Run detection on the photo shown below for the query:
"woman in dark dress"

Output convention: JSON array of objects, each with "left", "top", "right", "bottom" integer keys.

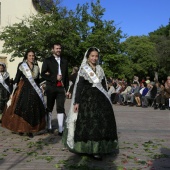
[
  {"left": 63, "top": 47, "right": 118, "bottom": 159},
  {"left": 0, "top": 63, "right": 10, "bottom": 122},
  {"left": 1, "top": 50, "right": 46, "bottom": 138}
]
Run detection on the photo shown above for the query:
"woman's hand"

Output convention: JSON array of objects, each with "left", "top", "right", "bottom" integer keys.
[{"left": 74, "top": 104, "right": 79, "bottom": 113}]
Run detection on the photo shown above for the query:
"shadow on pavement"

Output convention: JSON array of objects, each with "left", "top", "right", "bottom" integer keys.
[
  {"left": 150, "top": 147, "right": 170, "bottom": 170},
  {"left": 57, "top": 152, "right": 119, "bottom": 170}
]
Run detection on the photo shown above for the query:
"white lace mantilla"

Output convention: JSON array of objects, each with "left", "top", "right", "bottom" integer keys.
[{"left": 79, "top": 64, "right": 105, "bottom": 83}]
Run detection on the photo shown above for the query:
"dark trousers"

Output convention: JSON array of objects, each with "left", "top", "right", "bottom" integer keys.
[
  {"left": 46, "top": 85, "right": 66, "bottom": 113},
  {"left": 156, "top": 95, "right": 165, "bottom": 105}
]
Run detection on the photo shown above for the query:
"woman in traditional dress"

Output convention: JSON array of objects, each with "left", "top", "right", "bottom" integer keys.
[
  {"left": 1, "top": 50, "right": 46, "bottom": 138},
  {"left": 63, "top": 47, "right": 118, "bottom": 159},
  {"left": 0, "top": 63, "right": 11, "bottom": 122}
]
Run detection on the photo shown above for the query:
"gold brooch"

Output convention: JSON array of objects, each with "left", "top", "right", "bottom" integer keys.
[{"left": 90, "top": 72, "right": 94, "bottom": 76}]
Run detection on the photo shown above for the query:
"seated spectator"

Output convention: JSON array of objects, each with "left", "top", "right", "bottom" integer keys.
[
  {"left": 135, "top": 82, "right": 148, "bottom": 107},
  {"left": 116, "top": 83, "right": 126, "bottom": 104},
  {"left": 112, "top": 82, "right": 122, "bottom": 104},
  {"left": 119, "top": 82, "right": 132, "bottom": 105},
  {"left": 124, "top": 82, "right": 140, "bottom": 106},
  {"left": 141, "top": 82, "right": 156, "bottom": 108}
]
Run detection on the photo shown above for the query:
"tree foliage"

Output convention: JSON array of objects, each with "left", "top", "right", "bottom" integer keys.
[
  {"left": 122, "top": 36, "right": 157, "bottom": 79},
  {"left": 0, "top": 0, "right": 125, "bottom": 77},
  {"left": 0, "top": 0, "right": 169, "bottom": 80},
  {"left": 149, "top": 21, "right": 170, "bottom": 78}
]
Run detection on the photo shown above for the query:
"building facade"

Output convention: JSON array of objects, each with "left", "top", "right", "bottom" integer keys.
[{"left": 0, "top": 0, "right": 51, "bottom": 78}]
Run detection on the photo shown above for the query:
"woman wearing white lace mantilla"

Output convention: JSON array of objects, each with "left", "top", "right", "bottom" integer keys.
[
  {"left": 63, "top": 47, "right": 118, "bottom": 159},
  {"left": 1, "top": 50, "right": 46, "bottom": 138}
]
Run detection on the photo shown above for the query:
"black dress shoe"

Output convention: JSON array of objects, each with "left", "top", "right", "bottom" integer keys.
[
  {"left": 160, "top": 105, "right": 165, "bottom": 110},
  {"left": 58, "top": 132, "right": 63, "bottom": 136},
  {"left": 27, "top": 133, "right": 34, "bottom": 138},
  {"left": 154, "top": 105, "right": 158, "bottom": 110},
  {"left": 47, "top": 129, "right": 53, "bottom": 134}
]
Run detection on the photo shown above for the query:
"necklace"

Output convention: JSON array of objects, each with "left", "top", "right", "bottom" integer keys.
[{"left": 88, "top": 62, "right": 96, "bottom": 72}]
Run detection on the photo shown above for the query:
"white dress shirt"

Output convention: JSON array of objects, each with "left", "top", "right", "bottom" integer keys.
[{"left": 54, "top": 55, "right": 62, "bottom": 75}]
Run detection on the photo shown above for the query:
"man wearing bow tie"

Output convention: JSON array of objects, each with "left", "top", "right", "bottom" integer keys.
[{"left": 41, "top": 43, "right": 69, "bottom": 135}]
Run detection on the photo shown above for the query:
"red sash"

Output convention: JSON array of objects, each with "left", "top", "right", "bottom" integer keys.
[{"left": 56, "top": 81, "right": 62, "bottom": 87}]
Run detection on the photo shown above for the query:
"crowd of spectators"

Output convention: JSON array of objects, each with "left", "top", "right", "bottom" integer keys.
[{"left": 107, "top": 76, "right": 170, "bottom": 110}]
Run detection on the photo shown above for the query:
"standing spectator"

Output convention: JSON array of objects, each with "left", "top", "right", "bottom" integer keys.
[
  {"left": 63, "top": 47, "right": 118, "bottom": 160},
  {"left": 145, "top": 76, "right": 151, "bottom": 84},
  {"left": 41, "top": 43, "right": 69, "bottom": 135},
  {"left": 133, "top": 76, "right": 140, "bottom": 86},
  {"left": 0, "top": 63, "right": 11, "bottom": 122},
  {"left": 154, "top": 84, "right": 166, "bottom": 110},
  {"left": 1, "top": 50, "right": 46, "bottom": 138},
  {"left": 108, "top": 81, "right": 116, "bottom": 97}
]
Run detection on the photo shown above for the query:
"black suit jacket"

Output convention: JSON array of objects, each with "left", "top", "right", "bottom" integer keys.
[{"left": 41, "top": 55, "right": 69, "bottom": 91}]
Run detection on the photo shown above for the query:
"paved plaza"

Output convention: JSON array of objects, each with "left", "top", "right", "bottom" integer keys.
[{"left": 0, "top": 99, "right": 170, "bottom": 170}]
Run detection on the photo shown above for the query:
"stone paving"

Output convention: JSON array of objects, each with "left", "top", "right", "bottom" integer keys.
[{"left": 0, "top": 99, "right": 170, "bottom": 170}]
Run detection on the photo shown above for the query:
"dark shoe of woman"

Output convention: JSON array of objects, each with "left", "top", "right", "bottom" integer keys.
[
  {"left": 93, "top": 154, "right": 102, "bottom": 161},
  {"left": 27, "top": 133, "right": 34, "bottom": 138},
  {"left": 19, "top": 132, "right": 24, "bottom": 136},
  {"left": 47, "top": 129, "right": 53, "bottom": 134}
]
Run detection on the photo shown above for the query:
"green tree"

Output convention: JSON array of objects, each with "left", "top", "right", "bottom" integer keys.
[
  {"left": 149, "top": 21, "right": 170, "bottom": 78},
  {"left": 122, "top": 36, "right": 157, "bottom": 79},
  {"left": 0, "top": 0, "right": 125, "bottom": 77}
]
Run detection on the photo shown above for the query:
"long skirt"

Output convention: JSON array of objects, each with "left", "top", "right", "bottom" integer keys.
[
  {"left": 63, "top": 86, "right": 118, "bottom": 154},
  {"left": 1, "top": 80, "right": 46, "bottom": 133}
]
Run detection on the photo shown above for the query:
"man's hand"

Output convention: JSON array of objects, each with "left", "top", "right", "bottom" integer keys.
[
  {"left": 57, "top": 75, "right": 62, "bottom": 81},
  {"left": 74, "top": 104, "right": 79, "bottom": 113}
]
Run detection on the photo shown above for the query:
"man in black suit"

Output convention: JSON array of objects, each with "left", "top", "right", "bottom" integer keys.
[{"left": 41, "top": 43, "right": 69, "bottom": 135}]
